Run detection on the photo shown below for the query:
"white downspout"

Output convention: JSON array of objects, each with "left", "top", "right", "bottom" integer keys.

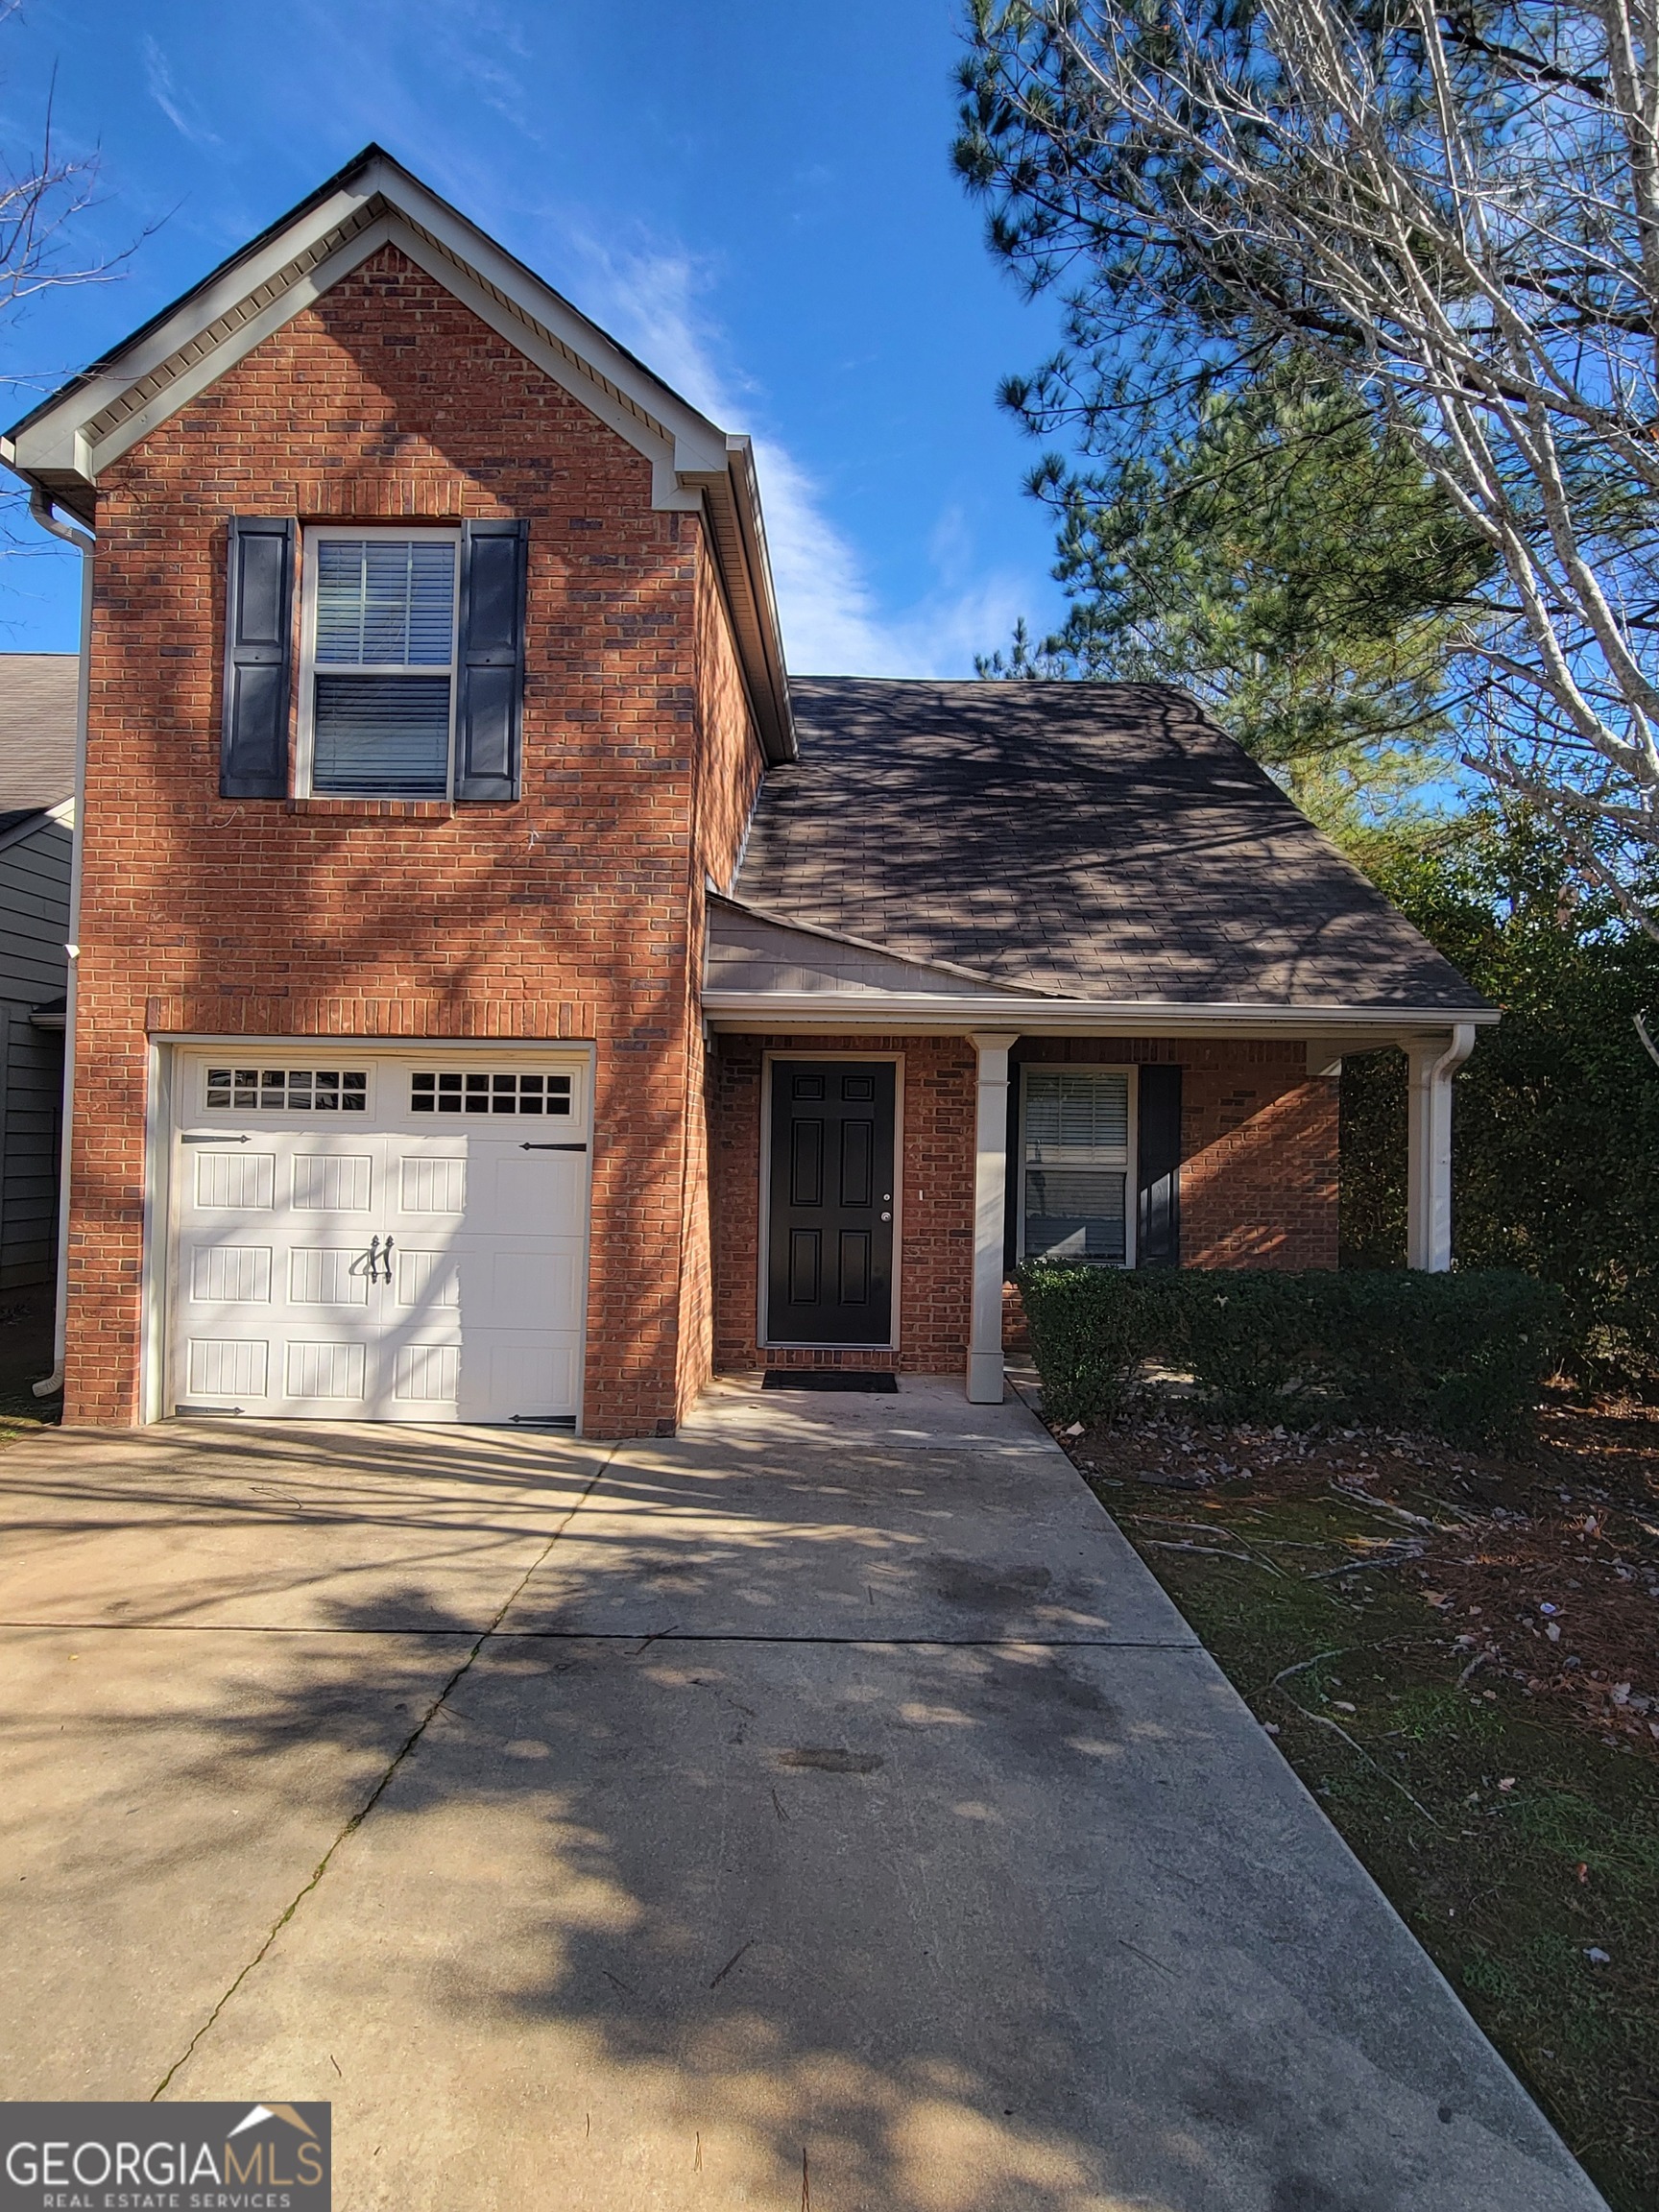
[
  {"left": 28, "top": 488, "right": 92, "bottom": 1397},
  {"left": 1405, "top": 1022, "right": 1476, "bottom": 1272},
  {"left": 967, "top": 1031, "right": 1019, "bottom": 1402}
]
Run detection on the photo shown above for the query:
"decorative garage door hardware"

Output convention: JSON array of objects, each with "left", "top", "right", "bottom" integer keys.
[
  {"left": 205, "top": 1068, "right": 368, "bottom": 1111},
  {"left": 520, "top": 1142, "right": 587, "bottom": 1152},
  {"left": 173, "top": 1113, "right": 588, "bottom": 1422},
  {"left": 411, "top": 1070, "right": 572, "bottom": 1115}
]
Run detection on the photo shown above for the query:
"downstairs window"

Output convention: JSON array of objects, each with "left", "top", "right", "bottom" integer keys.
[{"left": 1019, "top": 1068, "right": 1134, "bottom": 1265}]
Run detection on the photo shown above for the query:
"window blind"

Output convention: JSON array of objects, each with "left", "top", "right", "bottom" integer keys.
[
  {"left": 309, "top": 538, "right": 457, "bottom": 796},
  {"left": 1022, "top": 1070, "right": 1131, "bottom": 1265},
  {"left": 315, "top": 541, "right": 456, "bottom": 665}
]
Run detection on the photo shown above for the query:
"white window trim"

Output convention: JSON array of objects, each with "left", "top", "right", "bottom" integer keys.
[
  {"left": 295, "top": 524, "right": 462, "bottom": 800},
  {"left": 1016, "top": 1062, "right": 1140, "bottom": 1269}
]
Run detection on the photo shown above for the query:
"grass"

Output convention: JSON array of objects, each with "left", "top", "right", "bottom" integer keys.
[
  {"left": 0, "top": 1294, "right": 60, "bottom": 1446},
  {"left": 1058, "top": 1403, "right": 1659, "bottom": 2209},
  {"left": 0, "top": 1378, "right": 58, "bottom": 1442}
]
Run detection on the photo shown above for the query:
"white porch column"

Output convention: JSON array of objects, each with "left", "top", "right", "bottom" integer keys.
[
  {"left": 1406, "top": 1023, "right": 1476, "bottom": 1271},
  {"left": 967, "top": 1031, "right": 1020, "bottom": 1403}
]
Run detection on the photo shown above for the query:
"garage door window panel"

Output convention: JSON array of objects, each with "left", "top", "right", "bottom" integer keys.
[{"left": 204, "top": 1068, "right": 368, "bottom": 1113}]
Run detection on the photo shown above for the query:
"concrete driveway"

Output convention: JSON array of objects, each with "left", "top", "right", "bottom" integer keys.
[{"left": 0, "top": 1379, "right": 1605, "bottom": 2211}]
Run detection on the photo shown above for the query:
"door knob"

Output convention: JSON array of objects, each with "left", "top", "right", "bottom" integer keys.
[{"left": 879, "top": 1211, "right": 892, "bottom": 1222}]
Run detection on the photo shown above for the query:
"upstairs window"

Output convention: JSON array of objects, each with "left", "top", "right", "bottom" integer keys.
[
  {"left": 300, "top": 530, "right": 459, "bottom": 798},
  {"left": 1019, "top": 1069, "right": 1134, "bottom": 1266},
  {"left": 221, "top": 515, "right": 528, "bottom": 805}
]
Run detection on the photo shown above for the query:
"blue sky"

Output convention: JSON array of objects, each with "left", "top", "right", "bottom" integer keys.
[{"left": 0, "top": 0, "right": 1069, "bottom": 671}]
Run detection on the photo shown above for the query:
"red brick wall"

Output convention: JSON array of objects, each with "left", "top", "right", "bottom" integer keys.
[
  {"left": 674, "top": 555, "right": 766, "bottom": 1417},
  {"left": 1181, "top": 1047, "right": 1339, "bottom": 1270},
  {"left": 67, "top": 241, "right": 762, "bottom": 1433},
  {"left": 709, "top": 1034, "right": 977, "bottom": 1372},
  {"left": 1013, "top": 1036, "right": 1338, "bottom": 1271}
]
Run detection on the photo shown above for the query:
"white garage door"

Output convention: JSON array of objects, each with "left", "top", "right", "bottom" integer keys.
[{"left": 167, "top": 1050, "right": 589, "bottom": 1423}]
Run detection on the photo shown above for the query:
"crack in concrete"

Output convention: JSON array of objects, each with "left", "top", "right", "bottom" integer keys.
[
  {"left": 9, "top": 1622, "right": 1202, "bottom": 1648},
  {"left": 148, "top": 1447, "right": 617, "bottom": 2099}
]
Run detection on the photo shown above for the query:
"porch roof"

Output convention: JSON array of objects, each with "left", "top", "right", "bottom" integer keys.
[{"left": 726, "top": 678, "right": 1490, "bottom": 1017}]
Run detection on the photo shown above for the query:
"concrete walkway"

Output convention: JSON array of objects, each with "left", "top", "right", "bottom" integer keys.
[{"left": 0, "top": 1380, "right": 1604, "bottom": 2211}]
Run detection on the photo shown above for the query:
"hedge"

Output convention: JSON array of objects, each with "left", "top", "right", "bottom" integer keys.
[{"left": 1015, "top": 1263, "right": 1563, "bottom": 1445}]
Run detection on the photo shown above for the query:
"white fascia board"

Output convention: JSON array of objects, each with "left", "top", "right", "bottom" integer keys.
[
  {"left": 2, "top": 148, "right": 797, "bottom": 756},
  {"left": 89, "top": 213, "right": 698, "bottom": 502},
  {"left": 387, "top": 163, "right": 731, "bottom": 484},
  {"left": 8, "top": 155, "right": 731, "bottom": 502},
  {"left": 701, "top": 990, "right": 1501, "bottom": 1039},
  {"left": 8, "top": 179, "right": 381, "bottom": 477}
]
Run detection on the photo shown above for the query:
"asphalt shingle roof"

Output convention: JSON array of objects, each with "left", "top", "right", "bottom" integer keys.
[
  {"left": 0, "top": 655, "right": 76, "bottom": 812},
  {"left": 733, "top": 678, "right": 1487, "bottom": 1010}
]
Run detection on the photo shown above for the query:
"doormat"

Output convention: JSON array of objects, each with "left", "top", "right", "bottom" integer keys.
[{"left": 761, "top": 1370, "right": 900, "bottom": 1394}]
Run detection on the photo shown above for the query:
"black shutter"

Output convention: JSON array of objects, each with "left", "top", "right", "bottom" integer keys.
[
  {"left": 1137, "top": 1064, "right": 1183, "bottom": 1267},
  {"left": 221, "top": 517, "right": 296, "bottom": 797},
  {"left": 455, "top": 518, "right": 528, "bottom": 802}
]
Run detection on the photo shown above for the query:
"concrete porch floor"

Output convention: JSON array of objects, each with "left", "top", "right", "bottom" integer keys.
[{"left": 0, "top": 1377, "right": 1605, "bottom": 2210}]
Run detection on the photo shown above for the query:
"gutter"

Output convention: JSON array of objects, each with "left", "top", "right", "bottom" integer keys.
[
  {"left": 700, "top": 990, "right": 1501, "bottom": 1039},
  {"left": 678, "top": 440, "right": 796, "bottom": 765},
  {"left": 22, "top": 483, "right": 92, "bottom": 1400}
]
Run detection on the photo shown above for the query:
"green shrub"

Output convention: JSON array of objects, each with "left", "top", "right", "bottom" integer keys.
[
  {"left": 1015, "top": 1262, "right": 1176, "bottom": 1427},
  {"left": 1171, "top": 1272, "right": 1332, "bottom": 1424},
  {"left": 1338, "top": 817, "right": 1659, "bottom": 1399},
  {"left": 1015, "top": 1263, "right": 1562, "bottom": 1445}
]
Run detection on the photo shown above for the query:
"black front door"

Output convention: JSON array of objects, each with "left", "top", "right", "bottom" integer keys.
[{"left": 767, "top": 1060, "right": 896, "bottom": 1345}]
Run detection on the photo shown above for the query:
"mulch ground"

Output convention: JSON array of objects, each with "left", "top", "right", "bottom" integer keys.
[{"left": 1065, "top": 1393, "right": 1659, "bottom": 1757}]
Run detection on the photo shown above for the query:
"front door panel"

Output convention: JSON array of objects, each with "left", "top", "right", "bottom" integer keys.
[{"left": 766, "top": 1060, "right": 895, "bottom": 1345}]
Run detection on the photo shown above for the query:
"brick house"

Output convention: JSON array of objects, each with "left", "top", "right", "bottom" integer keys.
[{"left": 0, "top": 147, "right": 1493, "bottom": 1436}]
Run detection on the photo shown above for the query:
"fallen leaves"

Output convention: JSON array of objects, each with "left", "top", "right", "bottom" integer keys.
[{"left": 1060, "top": 1393, "right": 1659, "bottom": 1762}]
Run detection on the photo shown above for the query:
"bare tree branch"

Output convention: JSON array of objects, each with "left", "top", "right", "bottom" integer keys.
[{"left": 958, "top": 0, "right": 1659, "bottom": 924}]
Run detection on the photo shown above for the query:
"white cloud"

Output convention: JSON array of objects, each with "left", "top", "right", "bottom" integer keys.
[
  {"left": 142, "top": 39, "right": 222, "bottom": 149},
  {"left": 552, "top": 236, "right": 1031, "bottom": 678}
]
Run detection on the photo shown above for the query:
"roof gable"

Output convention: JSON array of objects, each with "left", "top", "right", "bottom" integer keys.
[{"left": 1, "top": 147, "right": 793, "bottom": 760}]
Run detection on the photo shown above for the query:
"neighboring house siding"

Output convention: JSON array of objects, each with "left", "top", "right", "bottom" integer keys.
[
  {"left": 65, "top": 241, "right": 751, "bottom": 1432},
  {"left": 710, "top": 1033, "right": 977, "bottom": 1375},
  {"left": 0, "top": 815, "right": 69, "bottom": 1286}
]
